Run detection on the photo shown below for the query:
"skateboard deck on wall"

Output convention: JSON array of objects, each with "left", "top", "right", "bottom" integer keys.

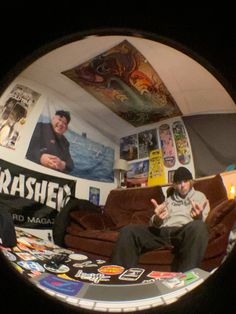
[
  {"left": 172, "top": 121, "right": 191, "bottom": 165},
  {"left": 159, "top": 123, "right": 176, "bottom": 168}
]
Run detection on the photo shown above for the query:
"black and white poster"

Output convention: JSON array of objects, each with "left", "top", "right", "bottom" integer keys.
[
  {"left": 0, "top": 84, "right": 41, "bottom": 149},
  {"left": 0, "top": 159, "right": 76, "bottom": 229}
]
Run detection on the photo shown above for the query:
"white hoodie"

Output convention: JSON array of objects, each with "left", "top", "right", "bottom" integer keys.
[{"left": 150, "top": 187, "right": 210, "bottom": 228}]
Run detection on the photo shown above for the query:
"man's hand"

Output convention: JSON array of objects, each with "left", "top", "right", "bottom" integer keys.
[
  {"left": 151, "top": 198, "right": 169, "bottom": 220},
  {"left": 40, "top": 154, "right": 66, "bottom": 171},
  {"left": 189, "top": 198, "right": 208, "bottom": 219}
]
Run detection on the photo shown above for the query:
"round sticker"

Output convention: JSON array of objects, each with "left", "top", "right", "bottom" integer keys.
[
  {"left": 44, "top": 264, "right": 70, "bottom": 274},
  {"left": 53, "top": 248, "right": 74, "bottom": 254},
  {"left": 98, "top": 265, "right": 125, "bottom": 275},
  {"left": 2, "top": 250, "right": 16, "bottom": 261},
  {"left": 17, "top": 261, "right": 45, "bottom": 272},
  {"left": 69, "top": 253, "right": 88, "bottom": 261}
]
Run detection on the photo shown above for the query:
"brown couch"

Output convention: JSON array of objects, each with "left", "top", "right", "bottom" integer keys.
[{"left": 54, "top": 174, "right": 236, "bottom": 272}]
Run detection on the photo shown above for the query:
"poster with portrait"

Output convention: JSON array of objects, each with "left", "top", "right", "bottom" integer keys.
[
  {"left": 0, "top": 84, "right": 40, "bottom": 149},
  {"left": 62, "top": 40, "right": 182, "bottom": 127},
  {"left": 120, "top": 134, "right": 138, "bottom": 161},
  {"left": 127, "top": 159, "right": 149, "bottom": 186},
  {"left": 25, "top": 101, "right": 114, "bottom": 182}
]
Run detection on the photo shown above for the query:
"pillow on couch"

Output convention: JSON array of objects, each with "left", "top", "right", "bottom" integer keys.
[
  {"left": 194, "top": 174, "right": 227, "bottom": 208},
  {"left": 205, "top": 199, "right": 235, "bottom": 229}
]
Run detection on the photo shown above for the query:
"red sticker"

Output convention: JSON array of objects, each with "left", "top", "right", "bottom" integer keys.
[{"left": 147, "top": 271, "right": 181, "bottom": 279}]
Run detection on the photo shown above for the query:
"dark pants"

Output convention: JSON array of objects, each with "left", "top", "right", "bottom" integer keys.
[
  {"left": 0, "top": 208, "right": 16, "bottom": 247},
  {"left": 111, "top": 220, "right": 209, "bottom": 272}
]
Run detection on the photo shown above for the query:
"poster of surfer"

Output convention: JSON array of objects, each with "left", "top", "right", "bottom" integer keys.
[{"left": 0, "top": 84, "right": 41, "bottom": 149}]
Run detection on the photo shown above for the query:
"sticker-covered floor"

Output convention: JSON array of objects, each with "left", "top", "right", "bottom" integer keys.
[{"left": 1, "top": 228, "right": 211, "bottom": 312}]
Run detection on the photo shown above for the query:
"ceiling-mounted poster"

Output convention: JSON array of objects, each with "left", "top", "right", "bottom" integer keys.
[{"left": 62, "top": 40, "right": 182, "bottom": 127}]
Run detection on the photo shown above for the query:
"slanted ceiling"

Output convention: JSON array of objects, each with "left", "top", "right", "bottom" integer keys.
[{"left": 20, "top": 35, "right": 236, "bottom": 141}]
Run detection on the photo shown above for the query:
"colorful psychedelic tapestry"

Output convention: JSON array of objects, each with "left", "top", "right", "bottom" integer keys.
[{"left": 62, "top": 40, "right": 182, "bottom": 127}]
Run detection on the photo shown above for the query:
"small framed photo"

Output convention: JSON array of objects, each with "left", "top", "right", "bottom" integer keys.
[
  {"left": 89, "top": 187, "right": 100, "bottom": 206},
  {"left": 168, "top": 170, "right": 175, "bottom": 184}
]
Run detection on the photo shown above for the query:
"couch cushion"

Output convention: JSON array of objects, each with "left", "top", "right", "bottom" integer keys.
[
  {"left": 66, "top": 221, "right": 85, "bottom": 234},
  {"left": 64, "top": 230, "right": 118, "bottom": 257},
  {"left": 70, "top": 229, "right": 118, "bottom": 242},
  {"left": 72, "top": 212, "right": 106, "bottom": 230},
  {"left": 69, "top": 211, "right": 116, "bottom": 230},
  {"left": 139, "top": 248, "right": 174, "bottom": 265},
  {"left": 65, "top": 234, "right": 115, "bottom": 257},
  {"left": 194, "top": 174, "right": 227, "bottom": 208},
  {"left": 104, "top": 186, "right": 165, "bottom": 227},
  {"left": 131, "top": 211, "right": 153, "bottom": 224}
]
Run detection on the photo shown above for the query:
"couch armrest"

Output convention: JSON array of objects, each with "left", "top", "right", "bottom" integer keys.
[
  {"left": 205, "top": 199, "right": 236, "bottom": 229},
  {"left": 208, "top": 223, "right": 228, "bottom": 242},
  {"left": 205, "top": 229, "right": 229, "bottom": 258}
]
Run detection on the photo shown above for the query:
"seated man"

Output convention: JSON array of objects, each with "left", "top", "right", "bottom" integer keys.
[{"left": 111, "top": 167, "right": 210, "bottom": 272}]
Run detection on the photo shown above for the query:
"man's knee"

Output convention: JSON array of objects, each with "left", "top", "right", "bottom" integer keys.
[
  {"left": 119, "top": 224, "right": 146, "bottom": 237},
  {"left": 186, "top": 220, "right": 208, "bottom": 238},
  {"left": 189, "top": 219, "right": 207, "bottom": 229}
]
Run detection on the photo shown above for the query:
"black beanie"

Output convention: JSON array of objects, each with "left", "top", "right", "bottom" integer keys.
[{"left": 173, "top": 167, "right": 193, "bottom": 183}]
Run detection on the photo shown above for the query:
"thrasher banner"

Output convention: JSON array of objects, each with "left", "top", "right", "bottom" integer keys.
[{"left": 0, "top": 159, "right": 76, "bottom": 229}]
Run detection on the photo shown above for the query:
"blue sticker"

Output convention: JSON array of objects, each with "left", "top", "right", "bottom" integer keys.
[
  {"left": 17, "top": 261, "right": 45, "bottom": 272},
  {"left": 39, "top": 275, "right": 84, "bottom": 296}
]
